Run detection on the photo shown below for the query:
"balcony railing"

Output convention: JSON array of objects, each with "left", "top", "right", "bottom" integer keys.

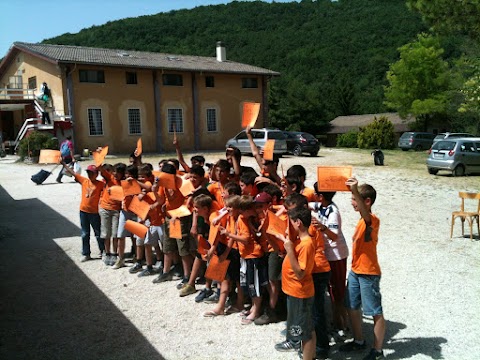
[{"left": 0, "top": 87, "right": 36, "bottom": 100}]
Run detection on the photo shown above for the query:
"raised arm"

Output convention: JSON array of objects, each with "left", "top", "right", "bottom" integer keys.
[
  {"left": 246, "top": 126, "right": 263, "bottom": 169},
  {"left": 346, "top": 177, "right": 371, "bottom": 225},
  {"left": 173, "top": 138, "right": 191, "bottom": 173}
]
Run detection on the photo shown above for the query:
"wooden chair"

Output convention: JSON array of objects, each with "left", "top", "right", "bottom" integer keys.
[{"left": 450, "top": 192, "right": 480, "bottom": 240}]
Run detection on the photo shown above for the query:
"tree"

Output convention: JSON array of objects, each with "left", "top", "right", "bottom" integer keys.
[
  {"left": 357, "top": 116, "right": 395, "bottom": 149},
  {"left": 384, "top": 33, "right": 451, "bottom": 129}
]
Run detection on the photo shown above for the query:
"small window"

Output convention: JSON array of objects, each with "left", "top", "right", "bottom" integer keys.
[
  {"left": 268, "top": 132, "right": 286, "bottom": 140},
  {"left": 461, "top": 142, "right": 475, "bottom": 152},
  {"left": 252, "top": 131, "right": 264, "bottom": 139},
  {"left": 167, "top": 108, "right": 184, "bottom": 133},
  {"left": 206, "top": 108, "right": 217, "bottom": 132},
  {"left": 206, "top": 76, "right": 215, "bottom": 88},
  {"left": 128, "top": 108, "right": 141, "bottom": 135},
  {"left": 236, "top": 131, "right": 247, "bottom": 140},
  {"left": 88, "top": 108, "right": 103, "bottom": 136},
  {"left": 475, "top": 143, "right": 480, "bottom": 153},
  {"left": 242, "top": 77, "right": 258, "bottom": 88},
  {"left": 163, "top": 74, "right": 183, "bottom": 86},
  {"left": 28, "top": 76, "right": 37, "bottom": 90},
  {"left": 80, "top": 70, "right": 105, "bottom": 83},
  {"left": 126, "top": 71, "right": 137, "bottom": 85}
]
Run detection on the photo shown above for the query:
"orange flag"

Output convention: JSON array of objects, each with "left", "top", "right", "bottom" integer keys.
[
  {"left": 316, "top": 166, "right": 352, "bottom": 192},
  {"left": 241, "top": 102, "right": 261, "bottom": 128},
  {"left": 92, "top": 146, "right": 108, "bottom": 167},
  {"left": 128, "top": 196, "right": 151, "bottom": 221},
  {"left": 39, "top": 149, "right": 61, "bottom": 164},
  {"left": 263, "top": 139, "right": 275, "bottom": 161},
  {"left": 124, "top": 220, "right": 148, "bottom": 239},
  {"left": 169, "top": 218, "right": 182, "bottom": 239},
  {"left": 205, "top": 255, "right": 230, "bottom": 282}
]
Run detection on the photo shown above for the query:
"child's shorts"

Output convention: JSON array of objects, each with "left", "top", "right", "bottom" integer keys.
[
  {"left": 328, "top": 258, "right": 347, "bottom": 303},
  {"left": 144, "top": 224, "right": 165, "bottom": 250},
  {"left": 99, "top": 208, "right": 120, "bottom": 239},
  {"left": 286, "top": 295, "right": 314, "bottom": 342},
  {"left": 216, "top": 242, "right": 240, "bottom": 282},
  {"left": 268, "top": 251, "right": 284, "bottom": 281},
  {"left": 117, "top": 210, "right": 137, "bottom": 238},
  {"left": 164, "top": 216, "right": 196, "bottom": 256},
  {"left": 240, "top": 257, "right": 268, "bottom": 298},
  {"left": 344, "top": 271, "right": 383, "bottom": 316}
]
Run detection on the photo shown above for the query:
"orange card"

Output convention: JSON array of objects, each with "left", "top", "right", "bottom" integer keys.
[
  {"left": 169, "top": 218, "right": 182, "bottom": 239},
  {"left": 197, "top": 234, "right": 211, "bottom": 256},
  {"left": 39, "top": 149, "right": 61, "bottom": 164},
  {"left": 241, "top": 102, "right": 261, "bottom": 128},
  {"left": 92, "top": 146, "right": 108, "bottom": 167},
  {"left": 266, "top": 211, "right": 287, "bottom": 237},
  {"left": 128, "top": 195, "right": 151, "bottom": 221},
  {"left": 317, "top": 166, "right": 353, "bottom": 192},
  {"left": 167, "top": 205, "right": 192, "bottom": 218},
  {"left": 263, "top": 139, "right": 275, "bottom": 161},
  {"left": 205, "top": 254, "right": 230, "bottom": 282},
  {"left": 156, "top": 172, "right": 177, "bottom": 189},
  {"left": 124, "top": 220, "right": 148, "bottom": 239},
  {"left": 179, "top": 178, "right": 196, "bottom": 197},
  {"left": 135, "top": 138, "right": 142, "bottom": 157},
  {"left": 208, "top": 224, "right": 219, "bottom": 245},
  {"left": 121, "top": 179, "right": 142, "bottom": 196},
  {"left": 108, "top": 185, "right": 124, "bottom": 201}
]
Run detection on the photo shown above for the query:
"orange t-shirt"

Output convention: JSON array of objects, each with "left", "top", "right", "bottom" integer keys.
[
  {"left": 207, "top": 182, "right": 225, "bottom": 208},
  {"left": 309, "top": 225, "right": 331, "bottom": 274},
  {"left": 99, "top": 172, "right": 121, "bottom": 211},
  {"left": 209, "top": 210, "right": 228, "bottom": 246},
  {"left": 74, "top": 174, "right": 103, "bottom": 214},
  {"left": 162, "top": 186, "right": 185, "bottom": 211},
  {"left": 351, "top": 214, "right": 381, "bottom": 275},
  {"left": 143, "top": 192, "right": 164, "bottom": 226},
  {"left": 233, "top": 214, "right": 263, "bottom": 259},
  {"left": 281, "top": 235, "right": 315, "bottom": 298},
  {"left": 301, "top": 187, "right": 316, "bottom": 202}
]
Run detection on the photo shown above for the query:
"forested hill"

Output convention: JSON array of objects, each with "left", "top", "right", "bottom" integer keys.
[{"left": 44, "top": 0, "right": 427, "bottom": 133}]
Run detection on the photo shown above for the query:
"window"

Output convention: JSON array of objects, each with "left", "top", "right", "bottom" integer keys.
[
  {"left": 167, "top": 108, "right": 183, "bottom": 133},
  {"left": 126, "top": 71, "right": 137, "bottom": 84},
  {"left": 163, "top": 74, "right": 183, "bottom": 86},
  {"left": 235, "top": 131, "right": 247, "bottom": 140},
  {"left": 88, "top": 108, "right": 103, "bottom": 136},
  {"left": 79, "top": 70, "right": 105, "bottom": 83},
  {"left": 205, "top": 76, "right": 215, "bottom": 88},
  {"left": 128, "top": 109, "right": 141, "bottom": 135},
  {"left": 206, "top": 108, "right": 217, "bottom": 132},
  {"left": 28, "top": 76, "right": 37, "bottom": 89},
  {"left": 8, "top": 75, "right": 22, "bottom": 89},
  {"left": 242, "top": 77, "right": 258, "bottom": 88},
  {"left": 460, "top": 142, "right": 475, "bottom": 153}
]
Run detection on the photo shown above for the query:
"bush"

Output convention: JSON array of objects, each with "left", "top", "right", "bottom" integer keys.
[
  {"left": 357, "top": 116, "right": 395, "bottom": 149},
  {"left": 337, "top": 131, "right": 358, "bottom": 148},
  {"left": 17, "top": 131, "right": 58, "bottom": 160}
]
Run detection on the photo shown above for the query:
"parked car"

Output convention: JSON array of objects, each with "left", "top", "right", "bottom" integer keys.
[
  {"left": 398, "top": 132, "right": 436, "bottom": 151},
  {"left": 433, "top": 132, "right": 475, "bottom": 143},
  {"left": 426, "top": 137, "right": 480, "bottom": 176},
  {"left": 225, "top": 128, "right": 287, "bottom": 155},
  {"left": 282, "top": 131, "right": 320, "bottom": 156}
]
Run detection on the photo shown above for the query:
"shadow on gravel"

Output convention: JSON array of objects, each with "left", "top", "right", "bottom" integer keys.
[{"left": 0, "top": 185, "right": 164, "bottom": 360}]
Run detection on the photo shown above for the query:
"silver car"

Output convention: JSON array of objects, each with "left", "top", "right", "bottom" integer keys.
[
  {"left": 226, "top": 128, "right": 287, "bottom": 155},
  {"left": 426, "top": 137, "right": 480, "bottom": 176}
]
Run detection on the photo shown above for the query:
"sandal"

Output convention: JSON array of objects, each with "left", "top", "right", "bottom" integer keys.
[
  {"left": 224, "top": 306, "right": 241, "bottom": 315},
  {"left": 239, "top": 309, "right": 251, "bottom": 318},
  {"left": 203, "top": 310, "right": 223, "bottom": 318},
  {"left": 241, "top": 317, "right": 255, "bottom": 325}
]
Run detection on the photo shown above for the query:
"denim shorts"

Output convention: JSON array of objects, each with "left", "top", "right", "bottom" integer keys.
[
  {"left": 144, "top": 225, "right": 164, "bottom": 247},
  {"left": 117, "top": 210, "right": 138, "bottom": 238},
  {"left": 344, "top": 271, "right": 383, "bottom": 316}
]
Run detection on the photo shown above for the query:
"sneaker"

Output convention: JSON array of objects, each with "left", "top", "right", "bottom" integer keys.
[
  {"left": 254, "top": 308, "right": 278, "bottom": 325},
  {"left": 195, "top": 288, "right": 214, "bottom": 303},
  {"left": 176, "top": 277, "right": 189, "bottom": 290},
  {"left": 204, "top": 291, "right": 220, "bottom": 304},
  {"left": 138, "top": 267, "right": 156, "bottom": 277},
  {"left": 108, "top": 255, "right": 117, "bottom": 266},
  {"left": 179, "top": 284, "right": 196, "bottom": 297},
  {"left": 153, "top": 272, "right": 173, "bottom": 284},
  {"left": 129, "top": 262, "right": 143, "bottom": 274},
  {"left": 112, "top": 258, "right": 125, "bottom": 269},
  {"left": 102, "top": 253, "right": 109, "bottom": 265},
  {"left": 339, "top": 340, "right": 367, "bottom": 352},
  {"left": 154, "top": 260, "right": 163, "bottom": 270},
  {"left": 362, "top": 349, "right": 384, "bottom": 360},
  {"left": 80, "top": 255, "right": 92, "bottom": 262},
  {"left": 275, "top": 340, "right": 301, "bottom": 352}
]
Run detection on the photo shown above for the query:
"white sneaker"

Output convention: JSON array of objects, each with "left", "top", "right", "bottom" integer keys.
[{"left": 112, "top": 258, "right": 125, "bottom": 269}]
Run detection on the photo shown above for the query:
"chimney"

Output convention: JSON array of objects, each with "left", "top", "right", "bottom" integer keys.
[{"left": 216, "top": 41, "right": 226, "bottom": 62}]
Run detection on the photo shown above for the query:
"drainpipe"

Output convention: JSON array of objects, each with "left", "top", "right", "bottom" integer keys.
[
  {"left": 65, "top": 65, "right": 76, "bottom": 153},
  {"left": 192, "top": 73, "right": 199, "bottom": 151},
  {"left": 153, "top": 70, "right": 163, "bottom": 152}
]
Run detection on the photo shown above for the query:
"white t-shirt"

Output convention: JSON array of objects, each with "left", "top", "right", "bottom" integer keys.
[{"left": 309, "top": 201, "right": 348, "bottom": 261}]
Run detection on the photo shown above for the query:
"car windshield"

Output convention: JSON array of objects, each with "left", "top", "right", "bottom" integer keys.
[
  {"left": 400, "top": 132, "right": 413, "bottom": 139},
  {"left": 433, "top": 140, "right": 455, "bottom": 151},
  {"left": 268, "top": 131, "right": 286, "bottom": 140},
  {"left": 433, "top": 134, "right": 445, "bottom": 142}
]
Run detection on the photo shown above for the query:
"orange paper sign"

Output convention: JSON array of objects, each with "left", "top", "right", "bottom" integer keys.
[
  {"left": 208, "top": 224, "right": 219, "bottom": 245},
  {"left": 316, "top": 166, "right": 353, "bottom": 192},
  {"left": 197, "top": 234, "right": 211, "bottom": 256},
  {"left": 241, "top": 102, "right": 261, "bottom": 128},
  {"left": 124, "top": 220, "right": 148, "bottom": 239},
  {"left": 135, "top": 138, "right": 142, "bottom": 157},
  {"left": 263, "top": 139, "right": 275, "bottom": 161},
  {"left": 169, "top": 218, "right": 182, "bottom": 239},
  {"left": 266, "top": 211, "right": 287, "bottom": 237},
  {"left": 121, "top": 179, "right": 142, "bottom": 196},
  {"left": 205, "top": 254, "right": 230, "bottom": 282},
  {"left": 39, "top": 149, "right": 61, "bottom": 164},
  {"left": 108, "top": 185, "right": 125, "bottom": 201},
  {"left": 128, "top": 195, "right": 151, "bottom": 221},
  {"left": 92, "top": 146, "right": 109, "bottom": 167},
  {"left": 179, "top": 178, "right": 196, "bottom": 197},
  {"left": 167, "top": 205, "right": 192, "bottom": 218},
  {"left": 157, "top": 172, "right": 177, "bottom": 189}
]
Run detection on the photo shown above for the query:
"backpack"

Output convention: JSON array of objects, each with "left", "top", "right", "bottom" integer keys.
[{"left": 60, "top": 141, "right": 70, "bottom": 157}]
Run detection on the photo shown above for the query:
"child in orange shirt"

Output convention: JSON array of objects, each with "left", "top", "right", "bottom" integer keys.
[
  {"left": 340, "top": 178, "right": 385, "bottom": 360},
  {"left": 61, "top": 161, "right": 104, "bottom": 262},
  {"left": 274, "top": 207, "right": 316, "bottom": 360}
]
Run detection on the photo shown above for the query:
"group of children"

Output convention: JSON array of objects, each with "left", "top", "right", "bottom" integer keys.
[{"left": 61, "top": 130, "right": 385, "bottom": 360}]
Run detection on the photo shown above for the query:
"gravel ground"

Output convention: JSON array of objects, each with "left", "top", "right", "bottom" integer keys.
[{"left": 0, "top": 149, "right": 479, "bottom": 360}]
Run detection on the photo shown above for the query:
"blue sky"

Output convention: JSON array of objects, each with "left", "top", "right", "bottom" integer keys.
[{"left": 0, "top": 0, "right": 297, "bottom": 57}]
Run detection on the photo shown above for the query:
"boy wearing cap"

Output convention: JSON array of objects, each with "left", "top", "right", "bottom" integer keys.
[{"left": 61, "top": 161, "right": 104, "bottom": 262}]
